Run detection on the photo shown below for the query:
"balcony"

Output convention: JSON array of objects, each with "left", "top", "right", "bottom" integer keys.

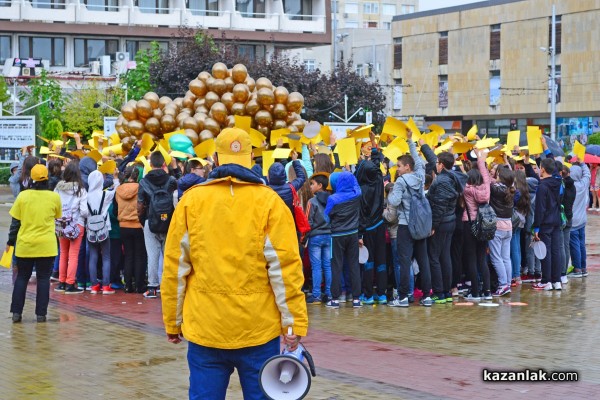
[{"left": 0, "top": 0, "right": 327, "bottom": 34}]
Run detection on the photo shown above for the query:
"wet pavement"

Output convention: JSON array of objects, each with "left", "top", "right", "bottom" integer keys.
[{"left": 1, "top": 186, "right": 599, "bottom": 399}]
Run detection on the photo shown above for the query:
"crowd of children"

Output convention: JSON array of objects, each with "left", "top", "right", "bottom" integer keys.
[{"left": 5, "top": 125, "right": 594, "bottom": 321}]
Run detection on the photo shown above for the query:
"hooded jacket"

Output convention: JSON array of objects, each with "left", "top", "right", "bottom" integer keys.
[
  {"left": 490, "top": 182, "right": 513, "bottom": 220},
  {"left": 54, "top": 181, "right": 89, "bottom": 227},
  {"left": 137, "top": 169, "right": 178, "bottom": 225},
  {"left": 161, "top": 162, "right": 308, "bottom": 349},
  {"left": 87, "top": 170, "right": 119, "bottom": 231},
  {"left": 115, "top": 182, "right": 142, "bottom": 229},
  {"left": 463, "top": 157, "right": 491, "bottom": 222},
  {"left": 570, "top": 163, "right": 591, "bottom": 229},
  {"left": 427, "top": 168, "right": 462, "bottom": 229},
  {"left": 355, "top": 149, "right": 384, "bottom": 233},
  {"left": 324, "top": 171, "right": 361, "bottom": 236},
  {"left": 79, "top": 156, "right": 98, "bottom": 190},
  {"left": 388, "top": 140, "right": 425, "bottom": 226},
  {"left": 177, "top": 173, "right": 206, "bottom": 199},
  {"left": 533, "top": 174, "right": 562, "bottom": 231},
  {"left": 562, "top": 175, "right": 576, "bottom": 223},
  {"left": 9, "top": 162, "right": 20, "bottom": 199},
  {"left": 524, "top": 177, "right": 539, "bottom": 232},
  {"left": 268, "top": 160, "right": 306, "bottom": 216},
  {"left": 306, "top": 191, "right": 331, "bottom": 237}
]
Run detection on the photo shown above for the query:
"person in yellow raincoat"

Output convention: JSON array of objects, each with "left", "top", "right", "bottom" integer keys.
[{"left": 161, "top": 127, "right": 308, "bottom": 400}]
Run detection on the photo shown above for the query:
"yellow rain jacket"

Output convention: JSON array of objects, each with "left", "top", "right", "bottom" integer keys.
[{"left": 162, "top": 175, "right": 308, "bottom": 349}]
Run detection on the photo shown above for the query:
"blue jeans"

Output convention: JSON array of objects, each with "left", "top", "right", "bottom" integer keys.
[
  {"left": 489, "top": 229, "right": 512, "bottom": 287},
  {"left": 188, "top": 337, "right": 280, "bottom": 400},
  {"left": 308, "top": 234, "right": 332, "bottom": 299},
  {"left": 391, "top": 237, "right": 414, "bottom": 295},
  {"left": 88, "top": 239, "right": 111, "bottom": 286},
  {"left": 569, "top": 226, "right": 586, "bottom": 271},
  {"left": 510, "top": 228, "right": 522, "bottom": 279}
]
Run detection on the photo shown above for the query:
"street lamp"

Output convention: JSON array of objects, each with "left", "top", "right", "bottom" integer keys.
[
  {"left": 94, "top": 101, "right": 120, "bottom": 114},
  {"left": 328, "top": 95, "right": 364, "bottom": 123},
  {"left": 541, "top": 5, "right": 557, "bottom": 141},
  {"left": 333, "top": 33, "right": 349, "bottom": 69}
]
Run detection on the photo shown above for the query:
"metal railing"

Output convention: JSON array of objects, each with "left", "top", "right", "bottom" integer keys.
[
  {"left": 30, "top": 0, "right": 67, "bottom": 9},
  {"left": 187, "top": 7, "right": 221, "bottom": 17}
]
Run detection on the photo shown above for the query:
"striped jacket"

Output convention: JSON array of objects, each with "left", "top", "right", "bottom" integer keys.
[{"left": 161, "top": 168, "right": 308, "bottom": 349}]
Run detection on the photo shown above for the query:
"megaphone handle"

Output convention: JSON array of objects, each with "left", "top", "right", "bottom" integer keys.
[
  {"left": 287, "top": 326, "right": 293, "bottom": 336},
  {"left": 302, "top": 349, "right": 317, "bottom": 377}
]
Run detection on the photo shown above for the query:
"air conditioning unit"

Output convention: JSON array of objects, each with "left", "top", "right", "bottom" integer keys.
[
  {"left": 21, "top": 67, "right": 31, "bottom": 76},
  {"left": 90, "top": 61, "right": 101, "bottom": 75},
  {"left": 116, "top": 52, "right": 129, "bottom": 62}
]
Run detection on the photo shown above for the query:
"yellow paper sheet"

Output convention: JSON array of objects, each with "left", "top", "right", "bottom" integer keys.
[
  {"left": 452, "top": 142, "right": 474, "bottom": 154},
  {"left": 98, "top": 160, "right": 117, "bottom": 174},
  {"left": 194, "top": 139, "right": 216, "bottom": 158},
  {"left": 157, "top": 143, "right": 172, "bottom": 166},
  {"left": 526, "top": 126, "right": 543, "bottom": 155},
  {"left": 87, "top": 150, "right": 102, "bottom": 163},
  {"left": 435, "top": 141, "right": 453, "bottom": 155},
  {"left": 467, "top": 125, "right": 478, "bottom": 141},
  {"left": 474, "top": 138, "right": 500, "bottom": 149},
  {"left": 102, "top": 144, "right": 124, "bottom": 156},
  {"left": 37, "top": 135, "right": 50, "bottom": 143},
  {"left": 139, "top": 156, "right": 151, "bottom": 175},
  {"left": 69, "top": 150, "right": 85, "bottom": 159},
  {"left": 234, "top": 115, "right": 252, "bottom": 132},
  {"left": 349, "top": 125, "right": 374, "bottom": 139},
  {"left": 248, "top": 128, "right": 266, "bottom": 148},
  {"left": 382, "top": 117, "right": 407, "bottom": 138},
  {"left": 406, "top": 117, "right": 422, "bottom": 141},
  {"left": 272, "top": 148, "right": 292, "bottom": 159},
  {"left": 389, "top": 166, "right": 398, "bottom": 183},
  {"left": 288, "top": 139, "right": 303, "bottom": 153},
  {"left": 336, "top": 138, "right": 358, "bottom": 166},
  {"left": 110, "top": 133, "right": 121, "bottom": 145},
  {"left": 319, "top": 125, "right": 332, "bottom": 145},
  {"left": 574, "top": 140, "right": 586, "bottom": 162},
  {"left": 427, "top": 124, "right": 445, "bottom": 137},
  {"left": 0, "top": 246, "right": 14, "bottom": 268},
  {"left": 262, "top": 151, "right": 275, "bottom": 176},
  {"left": 422, "top": 132, "right": 439, "bottom": 149},
  {"left": 270, "top": 128, "right": 291, "bottom": 146},
  {"left": 164, "top": 129, "right": 185, "bottom": 141},
  {"left": 506, "top": 130, "right": 521, "bottom": 151},
  {"left": 39, "top": 146, "right": 50, "bottom": 155},
  {"left": 170, "top": 151, "right": 188, "bottom": 159},
  {"left": 382, "top": 137, "right": 409, "bottom": 161}
]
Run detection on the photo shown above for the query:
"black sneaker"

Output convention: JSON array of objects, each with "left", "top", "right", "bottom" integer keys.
[
  {"left": 50, "top": 271, "right": 59, "bottom": 282},
  {"left": 143, "top": 288, "right": 158, "bottom": 298},
  {"left": 125, "top": 285, "right": 135, "bottom": 293},
  {"left": 37, "top": 315, "right": 46, "bottom": 323},
  {"left": 54, "top": 282, "right": 66, "bottom": 292},
  {"left": 12, "top": 313, "right": 22, "bottom": 323},
  {"left": 64, "top": 284, "right": 84, "bottom": 294}
]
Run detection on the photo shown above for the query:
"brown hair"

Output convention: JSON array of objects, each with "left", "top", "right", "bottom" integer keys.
[{"left": 313, "top": 153, "right": 334, "bottom": 174}]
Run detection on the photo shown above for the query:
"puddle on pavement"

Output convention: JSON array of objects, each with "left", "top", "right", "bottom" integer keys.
[{"left": 115, "top": 356, "right": 177, "bottom": 368}]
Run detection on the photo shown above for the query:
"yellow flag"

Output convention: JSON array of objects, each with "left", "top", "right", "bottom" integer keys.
[
  {"left": 422, "top": 132, "right": 439, "bottom": 149},
  {"left": 98, "top": 160, "right": 117, "bottom": 175},
  {"left": 156, "top": 143, "right": 172, "bottom": 166},
  {"left": 574, "top": 140, "right": 586, "bottom": 162}
]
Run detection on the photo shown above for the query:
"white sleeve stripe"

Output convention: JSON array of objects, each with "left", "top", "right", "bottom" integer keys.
[
  {"left": 264, "top": 234, "right": 294, "bottom": 328},
  {"left": 176, "top": 231, "right": 192, "bottom": 326}
]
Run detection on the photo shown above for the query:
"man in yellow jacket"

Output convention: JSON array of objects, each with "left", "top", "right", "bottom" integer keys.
[{"left": 162, "top": 127, "right": 308, "bottom": 400}]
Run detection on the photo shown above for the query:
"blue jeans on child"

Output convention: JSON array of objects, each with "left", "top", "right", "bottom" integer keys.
[
  {"left": 510, "top": 228, "right": 522, "bottom": 279},
  {"left": 569, "top": 225, "right": 586, "bottom": 272},
  {"left": 308, "top": 234, "right": 332, "bottom": 299},
  {"left": 391, "top": 237, "right": 414, "bottom": 295},
  {"left": 88, "top": 240, "right": 111, "bottom": 287},
  {"left": 188, "top": 337, "right": 279, "bottom": 400}
]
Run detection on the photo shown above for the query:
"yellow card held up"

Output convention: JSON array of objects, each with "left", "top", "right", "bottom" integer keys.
[
  {"left": 270, "top": 128, "right": 291, "bottom": 146},
  {"left": 574, "top": 140, "right": 586, "bottom": 162},
  {"left": 389, "top": 166, "right": 398, "bottom": 183},
  {"left": 422, "top": 132, "right": 439, "bottom": 149},
  {"left": 88, "top": 150, "right": 102, "bottom": 163},
  {"left": 234, "top": 115, "right": 252, "bottom": 132},
  {"left": 262, "top": 151, "right": 275, "bottom": 176},
  {"left": 467, "top": 125, "right": 478, "bottom": 141},
  {"left": 194, "top": 139, "right": 216, "bottom": 158},
  {"left": 382, "top": 137, "right": 409, "bottom": 161},
  {"left": 452, "top": 142, "right": 474, "bottom": 154},
  {"left": 163, "top": 129, "right": 185, "bottom": 141},
  {"left": 156, "top": 143, "right": 172, "bottom": 166},
  {"left": 0, "top": 245, "right": 14, "bottom": 268},
  {"left": 382, "top": 117, "right": 407, "bottom": 138},
  {"left": 288, "top": 139, "right": 303, "bottom": 153},
  {"left": 272, "top": 148, "right": 292, "bottom": 159},
  {"left": 507, "top": 130, "right": 521, "bottom": 150},
  {"left": 336, "top": 138, "right": 358, "bottom": 166},
  {"left": 98, "top": 160, "right": 117, "bottom": 175},
  {"left": 349, "top": 125, "right": 374, "bottom": 139},
  {"left": 69, "top": 150, "right": 85, "bottom": 159},
  {"left": 475, "top": 138, "right": 500, "bottom": 149},
  {"left": 248, "top": 128, "right": 266, "bottom": 148},
  {"left": 39, "top": 146, "right": 50, "bottom": 155},
  {"left": 110, "top": 133, "right": 121, "bottom": 145},
  {"left": 435, "top": 141, "right": 453, "bottom": 155},
  {"left": 319, "top": 125, "right": 332, "bottom": 145},
  {"left": 102, "top": 144, "right": 124, "bottom": 156},
  {"left": 427, "top": 124, "right": 445, "bottom": 137},
  {"left": 406, "top": 117, "right": 422, "bottom": 141},
  {"left": 170, "top": 151, "right": 188, "bottom": 160},
  {"left": 527, "top": 127, "right": 543, "bottom": 155}
]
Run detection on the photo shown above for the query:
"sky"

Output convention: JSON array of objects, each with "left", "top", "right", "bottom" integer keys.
[{"left": 419, "top": 0, "right": 484, "bottom": 12}]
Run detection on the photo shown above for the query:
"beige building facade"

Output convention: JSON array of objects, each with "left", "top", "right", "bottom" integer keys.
[{"left": 392, "top": 0, "right": 600, "bottom": 142}]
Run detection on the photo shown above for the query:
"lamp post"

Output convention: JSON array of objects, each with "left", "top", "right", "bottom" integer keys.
[
  {"left": 93, "top": 101, "right": 120, "bottom": 114},
  {"left": 332, "top": 0, "right": 338, "bottom": 70},
  {"left": 550, "top": 4, "right": 556, "bottom": 141},
  {"left": 328, "top": 95, "right": 364, "bottom": 123}
]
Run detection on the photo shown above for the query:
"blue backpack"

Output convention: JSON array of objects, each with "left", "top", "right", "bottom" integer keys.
[{"left": 400, "top": 176, "right": 432, "bottom": 240}]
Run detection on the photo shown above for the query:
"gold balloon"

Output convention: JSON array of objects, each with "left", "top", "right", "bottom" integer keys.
[
  {"left": 210, "top": 102, "right": 228, "bottom": 124},
  {"left": 292, "top": 119, "right": 306, "bottom": 132},
  {"left": 196, "top": 106, "right": 209, "bottom": 115},
  {"left": 212, "top": 62, "right": 228, "bottom": 80},
  {"left": 115, "top": 115, "right": 125, "bottom": 128},
  {"left": 126, "top": 99, "right": 137, "bottom": 108},
  {"left": 226, "top": 115, "right": 236, "bottom": 128},
  {"left": 256, "top": 77, "right": 273, "bottom": 91},
  {"left": 199, "top": 130, "right": 214, "bottom": 142},
  {"left": 158, "top": 96, "right": 172, "bottom": 109},
  {"left": 224, "top": 77, "right": 235, "bottom": 92},
  {"left": 179, "top": 107, "right": 192, "bottom": 115},
  {"left": 231, "top": 64, "right": 248, "bottom": 83},
  {"left": 212, "top": 79, "right": 227, "bottom": 96},
  {"left": 232, "top": 84, "right": 250, "bottom": 103},
  {"left": 173, "top": 97, "right": 184, "bottom": 108},
  {"left": 274, "top": 86, "right": 289, "bottom": 104},
  {"left": 121, "top": 104, "right": 137, "bottom": 121},
  {"left": 145, "top": 117, "right": 161, "bottom": 134},
  {"left": 185, "top": 129, "right": 200, "bottom": 146},
  {"left": 221, "top": 92, "right": 234, "bottom": 110},
  {"left": 144, "top": 92, "right": 160, "bottom": 109},
  {"left": 257, "top": 88, "right": 275, "bottom": 106},
  {"left": 121, "top": 137, "right": 134, "bottom": 152},
  {"left": 118, "top": 128, "right": 129, "bottom": 139},
  {"left": 245, "top": 99, "right": 260, "bottom": 116},
  {"left": 286, "top": 112, "right": 300, "bottom": 124},
  {"left": 193, "top": 114, "right": 206, "bottom": 131},
  {"left": 231, "top": 102, "right": 246, "bottom": 115},
  {"left": 206, "top": 77, "right": 216, "bottom": 92},
  {"left": 128, "top": 120, "right": 145, "bottom": 137},
  {"left": 255, "top": 110, "right": 273, "bottom": 127},
  {"left": 258, "top": 126, "right": 270, "bottom": 136},
  {"left": 273, "top": 119, "right": 287, "bottom": 129},
  {"left": 288, "top": 125, "right": 299, "bottom": 134},
  {"left": 176, "top": 113, "right": 188, "bottom": 127},
  {"left": 161, "top": 114, "right": 177, "bottom": 132},
  {"left": 204, "top": 92, "right": 220, "bottom": 109},
  {"left": 245, "top": 77, "right": 256, "bottom": 92},
  {"left": 163, "top": 106, "right": 177, "bottom": 117},
  {"left": 273, "top": 103, "right": 288, "bottom": 119},
  {"left": 198, "top": 71, "right": 211, "bottom": 82},
  {"left": 182, "top": 116, "right": 200, "bottom": 132},
  {"left": 135, "top": 99, "right": 152, "bottom": 118},
  {"left": 287, "top": 92, "right": 304, "bottom": 113},
  {"left": 152, "top": 108, "right": 163, "bottom": 120},
  {"left": 182, "top": 96, "right": 195, "bottom": 110},
  {"left": 204, "top": 118, "right": 220, "bottom": 135},
  {"left": 194, "top": 98, "right": 204, "bottom": 109}
]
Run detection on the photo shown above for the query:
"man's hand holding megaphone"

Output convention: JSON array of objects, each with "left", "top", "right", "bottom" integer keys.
[{"left": 283, "top": 329, "right": 301, "bottom": 351}]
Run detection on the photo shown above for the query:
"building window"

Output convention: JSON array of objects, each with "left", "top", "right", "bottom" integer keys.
[
  {"left": 0, "top": 0, "right": 12, "bottom": 6},
  {"left": 74, "top": 38, "right": 118, "bottom": 67},
  {"left": 401, "top": 4, "right": 415, "bottom": 14},
  {"left": 236, "top": 0, "right": 266, "bottom": 18},
  {"left": 490, "top": 70, "right": 501, "bottom": 106},
  {"left": 237, "top": 45, "right": 265, "bottom": 62},
  {"left": 382, "top": 22, "right": 391, "bottom": 30},
  {"left": 393, "top": 38, "right": 402, "bottom": 69},
  {"left": 490, "top": 24, "right": 501, "bottom": 60},
  {"left": 0, "top": 36, "right": 10, "bottom": 65},
  {"left": 355, "top": 64, "right": 364, "bottom": 77},
  {"left": 345, "top": 20, "right": 359, "bottom": 28},
  {"left": 439, "top": 32, "right": 448, "bottom": 65},
  {"left": 284, "top": 0, "right": 312, "bottom": 20},
  {"left": 382, "top": 3, "right": 396, "bottom": 15},
  {"left": 188, "top": 0, "right": 219, "bottom": 16},
  {"left": 136, "top": 0, "right": 169, "bottom": 14},
  {"left": 31, "top": 0, "right": 65, "bottom": 9},
  {"left": 19, "top": 36, "right": 65, "bottom": 66},
  {"left": 363, "top": 2, "right": 378, "bottom": 14},
  {"left": 549, "top": 15, "right": 561, "bottom": 54},
  {"left": 438, "top": 75, "right": 448, "bottom": 109},
  {"left": 83, "top": 0, "right": 119, "bottom": 11},
  {"left": 126, "top": 40, "right": 168, "bottom": 60},
  {"left": 344, "top": 2, "right": 358, "bottom": 14},
  {"left": 304, "top": 59, "right": 316, "bottom": 72},
  {"left": 363, "top": 21, "right": 377, "bottom": 29}
]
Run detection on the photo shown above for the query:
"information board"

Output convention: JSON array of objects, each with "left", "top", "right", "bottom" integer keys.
[
  {"left": 104, "top": 117, "right": 118, "bottom": 137},
  {"left": 0, "top": 116, "right": 35, "bottom": 162}
]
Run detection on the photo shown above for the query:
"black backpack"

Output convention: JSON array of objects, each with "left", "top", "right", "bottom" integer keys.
[
  {"left": 465, "top": 201, "right": 497, "bottom": 241},
  {"left": 147, "top": 180, "right": 175, "bottom": 234},
  {"left": 400, "top": 176, "right": 432, "bottom": 240}
]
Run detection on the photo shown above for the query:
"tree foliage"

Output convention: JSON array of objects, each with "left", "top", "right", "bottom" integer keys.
[
  {"left": 24, "top": 70, "right": 65, "bottom": 137},
  {"left": 587, "top": 133, "right": 600, "bottom": 146},
  {"left": 44, "top": 118, "right": 63, "bottom": 141},
  {"left": 62, "top": 84, "right": 119, "bottom": 138},
  {"left": 0, "top": 77, "right": 10, "bottom": 114},
  {"left": 123, "top": 41, "right": 163, "bottom": 101}
]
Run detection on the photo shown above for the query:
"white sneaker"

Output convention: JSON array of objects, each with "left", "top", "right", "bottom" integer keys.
[
  {"left": 553, "top": 282, "right": 562, "bottom": 290},
  {"left": 561, "top": 275, "right": 568, "bottom": 284},
  {"left": 338, "top": 293, "right": 347, "bottom": 303}
]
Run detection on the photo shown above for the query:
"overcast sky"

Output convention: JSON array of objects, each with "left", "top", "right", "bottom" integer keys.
[{"left": 419, "top": 0, "right": 483, "bottom": 12}]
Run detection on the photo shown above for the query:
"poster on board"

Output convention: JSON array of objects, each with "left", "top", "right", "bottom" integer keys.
[{"left": 0, "top": 116, "right": 35, "bottom": 162}]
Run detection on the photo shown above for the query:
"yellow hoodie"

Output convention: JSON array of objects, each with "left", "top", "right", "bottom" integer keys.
[{"left": 161, "top": 176, "right": 308, "bottom": 349}]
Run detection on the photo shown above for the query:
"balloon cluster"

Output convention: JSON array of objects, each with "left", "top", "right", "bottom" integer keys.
[{"left": 114, "top": 62, "right": 306, "bottom": 149}]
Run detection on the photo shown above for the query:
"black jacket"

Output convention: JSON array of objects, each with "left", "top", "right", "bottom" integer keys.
[
  {"left": 562, "top": 176, "right": 576, "bottom": 222},
  {"left": 427, "top": 169, "right": 461, "bottom": 229},
  {"left": 533, "top": 176, "right": 562, "bottom": 230},
  {"left": 267, "top": 160, "right": 306, "bottom": 216},
  {"left": 137, "top": 169, "right": 177, "bottom": 225},
  {"left": 326, "top": 172, "right": 361, "bottom": 235},
  {"left": 490, "top": 182, "right": 514, "bottom": 219},
  {"left": 355, "top": 149, "right": 384, "bottom": 233},
  {"left": 307, "top": 191, "right": 331, "bottom": 237}
]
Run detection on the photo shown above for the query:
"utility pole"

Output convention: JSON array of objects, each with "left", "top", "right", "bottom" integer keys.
[
  {"left": 332, "top": 0, "right": 338, "bottom": 70},
  {"left": 550, "top": 4, "right": 556, "bottom": 141}
]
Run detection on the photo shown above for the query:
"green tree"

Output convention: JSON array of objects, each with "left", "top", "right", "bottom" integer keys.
[
  {"left": 62, "top": 84, "right": 119, "bottom": 138},
  {"left": 0, "top": 76, "right": 10, "bottom": 115},
  {"left": 25, "top": 70, "right": 65, "bottom": 138},
  {"left": 587, "top": 133, "right": 600, "bottom": 145},
  {"left": 44, "top": 118, "right": 64, "bottom": 141},
  {"left": 123, "top": 41, "right": 164, "bottom": 100}
]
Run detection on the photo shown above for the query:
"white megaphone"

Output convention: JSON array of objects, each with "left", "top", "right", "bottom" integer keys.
[{"left": 259, "top": 328, "right": 316, "bottom": 400}]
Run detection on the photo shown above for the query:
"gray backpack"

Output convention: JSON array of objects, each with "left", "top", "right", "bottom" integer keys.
[
  {"left": 400, "top": 176, "right": 432, "bottom": 240},
  {"left": 86, "top": 191, "right": 109, "bottom": 244}
]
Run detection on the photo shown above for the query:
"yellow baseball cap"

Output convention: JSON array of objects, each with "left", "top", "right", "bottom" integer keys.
[
  {"left": 215, "top": 127, "right": 253, "bottom": 168},
  {"left": 31, "top": 164, "right": 48, "bottom": 182}
]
